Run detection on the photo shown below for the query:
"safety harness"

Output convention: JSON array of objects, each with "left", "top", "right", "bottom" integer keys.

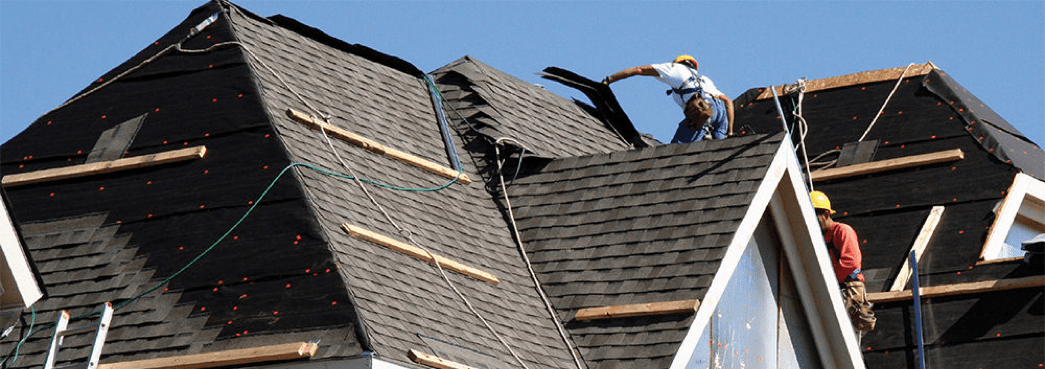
[
  {"left": 826, "top": 238, "right": 864, "bottom": 283},
  {"left": 665, "top": 70, "right": 709, "bottom": 100}
]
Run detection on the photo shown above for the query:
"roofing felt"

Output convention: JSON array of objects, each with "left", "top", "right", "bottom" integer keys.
[
  {"left": 507, "top": 133, "right": 786, "bottom": 368},
  {"left": 0, "top": 1, "right": 598, "bottom": 368},
  {"left": 732, "top": 65, "right": 1044, "bottom": 369},
  {"left": 1, "top": 2, "right": 366, "bottom": 366}
]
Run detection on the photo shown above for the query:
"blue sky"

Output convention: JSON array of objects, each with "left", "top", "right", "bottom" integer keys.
[{"left": 2, "top": 1, "right": 1043, "bottom": 147}]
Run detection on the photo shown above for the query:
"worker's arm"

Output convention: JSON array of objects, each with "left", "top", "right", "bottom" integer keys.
[
  {"left": 718, "top": 94, "right": 735, "bottom": 136},
  {"left": 603, "top": 65, "right": 658, "bottom": 85}
]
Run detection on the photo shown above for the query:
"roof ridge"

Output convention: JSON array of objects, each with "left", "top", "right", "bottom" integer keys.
[{"left": 754, "top": 61, "right": 938, "bottom": 100}]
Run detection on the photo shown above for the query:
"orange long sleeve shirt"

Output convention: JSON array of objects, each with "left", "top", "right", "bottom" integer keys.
[{"left": 825, "top": 222, "right": 864, "bottom": 284}]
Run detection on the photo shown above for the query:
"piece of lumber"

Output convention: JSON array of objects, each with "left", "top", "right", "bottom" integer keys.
[
  {"left": 342, "top": 224, "right": 500, "bottom": 285},
  {"left": 974, "top": 256, "right": 1024, "bottom": 266},
  {"left": 867, "top": 275, "right": 1045, "bottom": 304},
  {"left": 2, "top": 146, "right": 207, "bottom": 188},
  {"left": 756, "top": 62, "right": 937, "bottom": 100},
  {"left": 97, "top": 342, "right": 318, "bottom": 369},
  {"left": 574, "top": 299, "right": 701, "bottom": 321},
  {"left": 285, "top": 108, "right": 472, "bottom": 184},
  {"left": 889, "top": 206, "right": 945, "bottom": 292},
  {"left": 408, "top": 349, "right": 478, "bottom": 369},
  {"left": 810, "top": 148, "right": 964, "bottom": 182}
]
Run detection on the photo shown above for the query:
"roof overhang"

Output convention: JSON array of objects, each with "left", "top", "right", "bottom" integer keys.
[{"left": 670, "top": 138, "right": 865, "bottom": 369}]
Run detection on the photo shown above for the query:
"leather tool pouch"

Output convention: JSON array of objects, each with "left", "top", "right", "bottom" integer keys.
[{"left": 843, "top": 281, "right": 877, "bottom": 331}]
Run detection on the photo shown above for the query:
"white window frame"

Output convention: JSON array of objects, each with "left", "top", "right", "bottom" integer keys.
[{"left": 980, "top": 173, "right": 1045, "bottom": 262}]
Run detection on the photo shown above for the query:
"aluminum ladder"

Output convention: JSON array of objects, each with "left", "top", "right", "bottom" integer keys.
[{"left": 43, "top": 302, "right": 113, "bottom": 369}]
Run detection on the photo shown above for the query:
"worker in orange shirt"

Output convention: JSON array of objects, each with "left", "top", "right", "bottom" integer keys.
[
  {"left": 811, "top": 190, "right": 875, "bottom": 333},
  {"left": 811, "top": 190, "right": 863, "bottom": 284}
]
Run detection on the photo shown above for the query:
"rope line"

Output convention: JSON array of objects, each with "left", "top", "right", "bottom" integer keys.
[
  {"left": 493, "top": 138, "right": 585, "bottom": 369},
  {"left": 6, "top": 7, "right": 564, "bottom": 369},
  {"left": 0, "top": 308, "right": 34, "bottom": 368},
  {"left": 435, "top": 62, "right": 585, "bottom": 369},
  {"left": 790, "top": 78, "right": 814, "bottom": 190},
  {"left": 0, "top": 162, "right": 454, "bottom": 367},
  {"left": 219, "top": 7, "right": 532, "bottom": 367},
  {"left": 858, "top": 63, "right": 915, "bottom": 142}
]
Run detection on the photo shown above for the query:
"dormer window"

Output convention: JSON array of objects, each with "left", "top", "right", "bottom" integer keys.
[{"left": 981, "top": 173, "right": 1045, "bottom": 261}]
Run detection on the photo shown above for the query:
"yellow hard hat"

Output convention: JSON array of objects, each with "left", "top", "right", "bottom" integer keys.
[
  {"left": 810, "top": 191, "right": 836, "bottom": 214},
  {"left": 673, "top": 54, "right": 698, "bottom": 70}
]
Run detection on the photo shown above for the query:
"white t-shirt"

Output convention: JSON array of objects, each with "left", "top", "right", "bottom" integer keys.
[{"left": 651, "top": 62, "right": 724, "bottom": 107}]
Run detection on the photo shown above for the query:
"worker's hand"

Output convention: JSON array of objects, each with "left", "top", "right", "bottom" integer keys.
[{"left": 602, "top": 77, "right": 611, "bottom": 85}]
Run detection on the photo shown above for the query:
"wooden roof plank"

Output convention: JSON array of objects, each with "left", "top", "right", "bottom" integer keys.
[
  {"left": 286, "top": 108, "right": 472, "bottom": 184},
  {"left": 889, "top": 206, "right": 946, "bottom": 292},
  {"left": 342, "top": 223, "right": 500, "bottom": 285},
  {"left": 756, "top": 62, "right": 937, "bottom": 100},
  {"left": 2, "top": 146, "right": 207, "bottom": 188},
  {"left": 810, "top": 148, "right": 964, "bottom": 182},
  {"left": 97, "top": 342, "right": 318, "bottom": 369},
  {"left": 867, "top": 275, "right": 1045, "bottom": 304},
  {"left": 408, "top": 349, "right": 479, "bottom": 369},
  {"left": 573, "top": 299, "right": 700, "bottom": 321}
]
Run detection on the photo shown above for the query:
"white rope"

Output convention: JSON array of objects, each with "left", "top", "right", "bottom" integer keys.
[
  {"left": 38, "top": 40, "right": 240, "bottom": 120},
  {"left": 494, "top": 137, "right": 585, "bottom": 369},
  {"left": 858, "top": 63, "right": 916, "bottom": 142},
  {"left": 223, "top": 8, "right": 533, "bottom": 368},
  {"left": 790, "top": 78, "right": 814, "bottom": 190}
]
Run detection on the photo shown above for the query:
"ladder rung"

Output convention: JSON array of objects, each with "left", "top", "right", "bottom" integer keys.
[
  {"left": 53, "top": 363, "right": 87, "bottom": 369},
  {"left": 58, "top": 325, "right": 96, "bottom": 337},
  {"left": 44, "top": 302, "right": 113, "bottom": 369}
]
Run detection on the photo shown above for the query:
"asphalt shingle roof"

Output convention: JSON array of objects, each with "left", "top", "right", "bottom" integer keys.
[
  {"left": 0, "top": 2, "right": 587, "bottom": 367},
  {"left": 508, "top": 133, "right": 785, "bottom": 368}
]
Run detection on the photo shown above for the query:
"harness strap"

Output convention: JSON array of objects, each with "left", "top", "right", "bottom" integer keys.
[
  {"left": 666, "top": 66, "right": 707, "bottom": 99},
  {"left": 827, "top": 239, "right": 864, "bottom": 282},
  {"left": 666, "top": 86, "right": 703, "bottom": 96}
]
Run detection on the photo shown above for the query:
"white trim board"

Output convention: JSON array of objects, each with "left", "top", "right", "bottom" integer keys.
[
  {"left": 980, "top": 173, "right": 1045, "bottom": 261},
  {"left": 669, "top": 139, "right": 864, "bottom": 369},
  {"left": 0, "top": 193, "right": 44, "bottom": 310}
]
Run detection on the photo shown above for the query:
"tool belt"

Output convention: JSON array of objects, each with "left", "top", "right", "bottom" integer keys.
[
  {"left": 682, "top": 94, "right": 714, "bottom": 132},
  {"left": 842, "top": 281, "right": 876, "bottom": 331}
]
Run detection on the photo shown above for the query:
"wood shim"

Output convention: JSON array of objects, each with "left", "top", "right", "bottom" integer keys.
[
  {"left": 573, "top": 299, "right": 700, "bottom": 321},
  {"left": 889, "top": 206, "right": 946, "bottom": 292},
  {"left": 867, "top": 275, "right": 1045, "bottom": 304},
  {"left": 408, "top": 349, "right": 478, "bottom": 369},
  {"left": 810, "top": 148, "right": 964, "bottom": 182},
  {"left": 285, "top": 108, "right": 472, "bottom": 185},
  {"left": 2, "top": 146, "right": 207, "bottom": 188},
  {"left": 342, "top": 224, "right": 500, "bottom": 285},
  {"left": 97, "top": 342, "right": 318, "bottom": 369},
  {"left": 755, "top": 62, "right": 938, "bottom": 100}
]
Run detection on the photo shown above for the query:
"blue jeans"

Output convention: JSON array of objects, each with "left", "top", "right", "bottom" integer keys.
[{"left": 670, "top": 97, "right": 727, "bottom": 143}]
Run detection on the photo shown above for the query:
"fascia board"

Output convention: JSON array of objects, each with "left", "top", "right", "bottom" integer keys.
[
  {"left": 980, "top": 173, "right": 1045, "bottom": 260},
  {"left": 769, "top": 145, "right": 865, "bottom": 369},
  {"left": 669, "top": 139, "right": 790, "bottom": 369},
  {"left": 0, "top": 195, "right": 43, "bottom": 309}
]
